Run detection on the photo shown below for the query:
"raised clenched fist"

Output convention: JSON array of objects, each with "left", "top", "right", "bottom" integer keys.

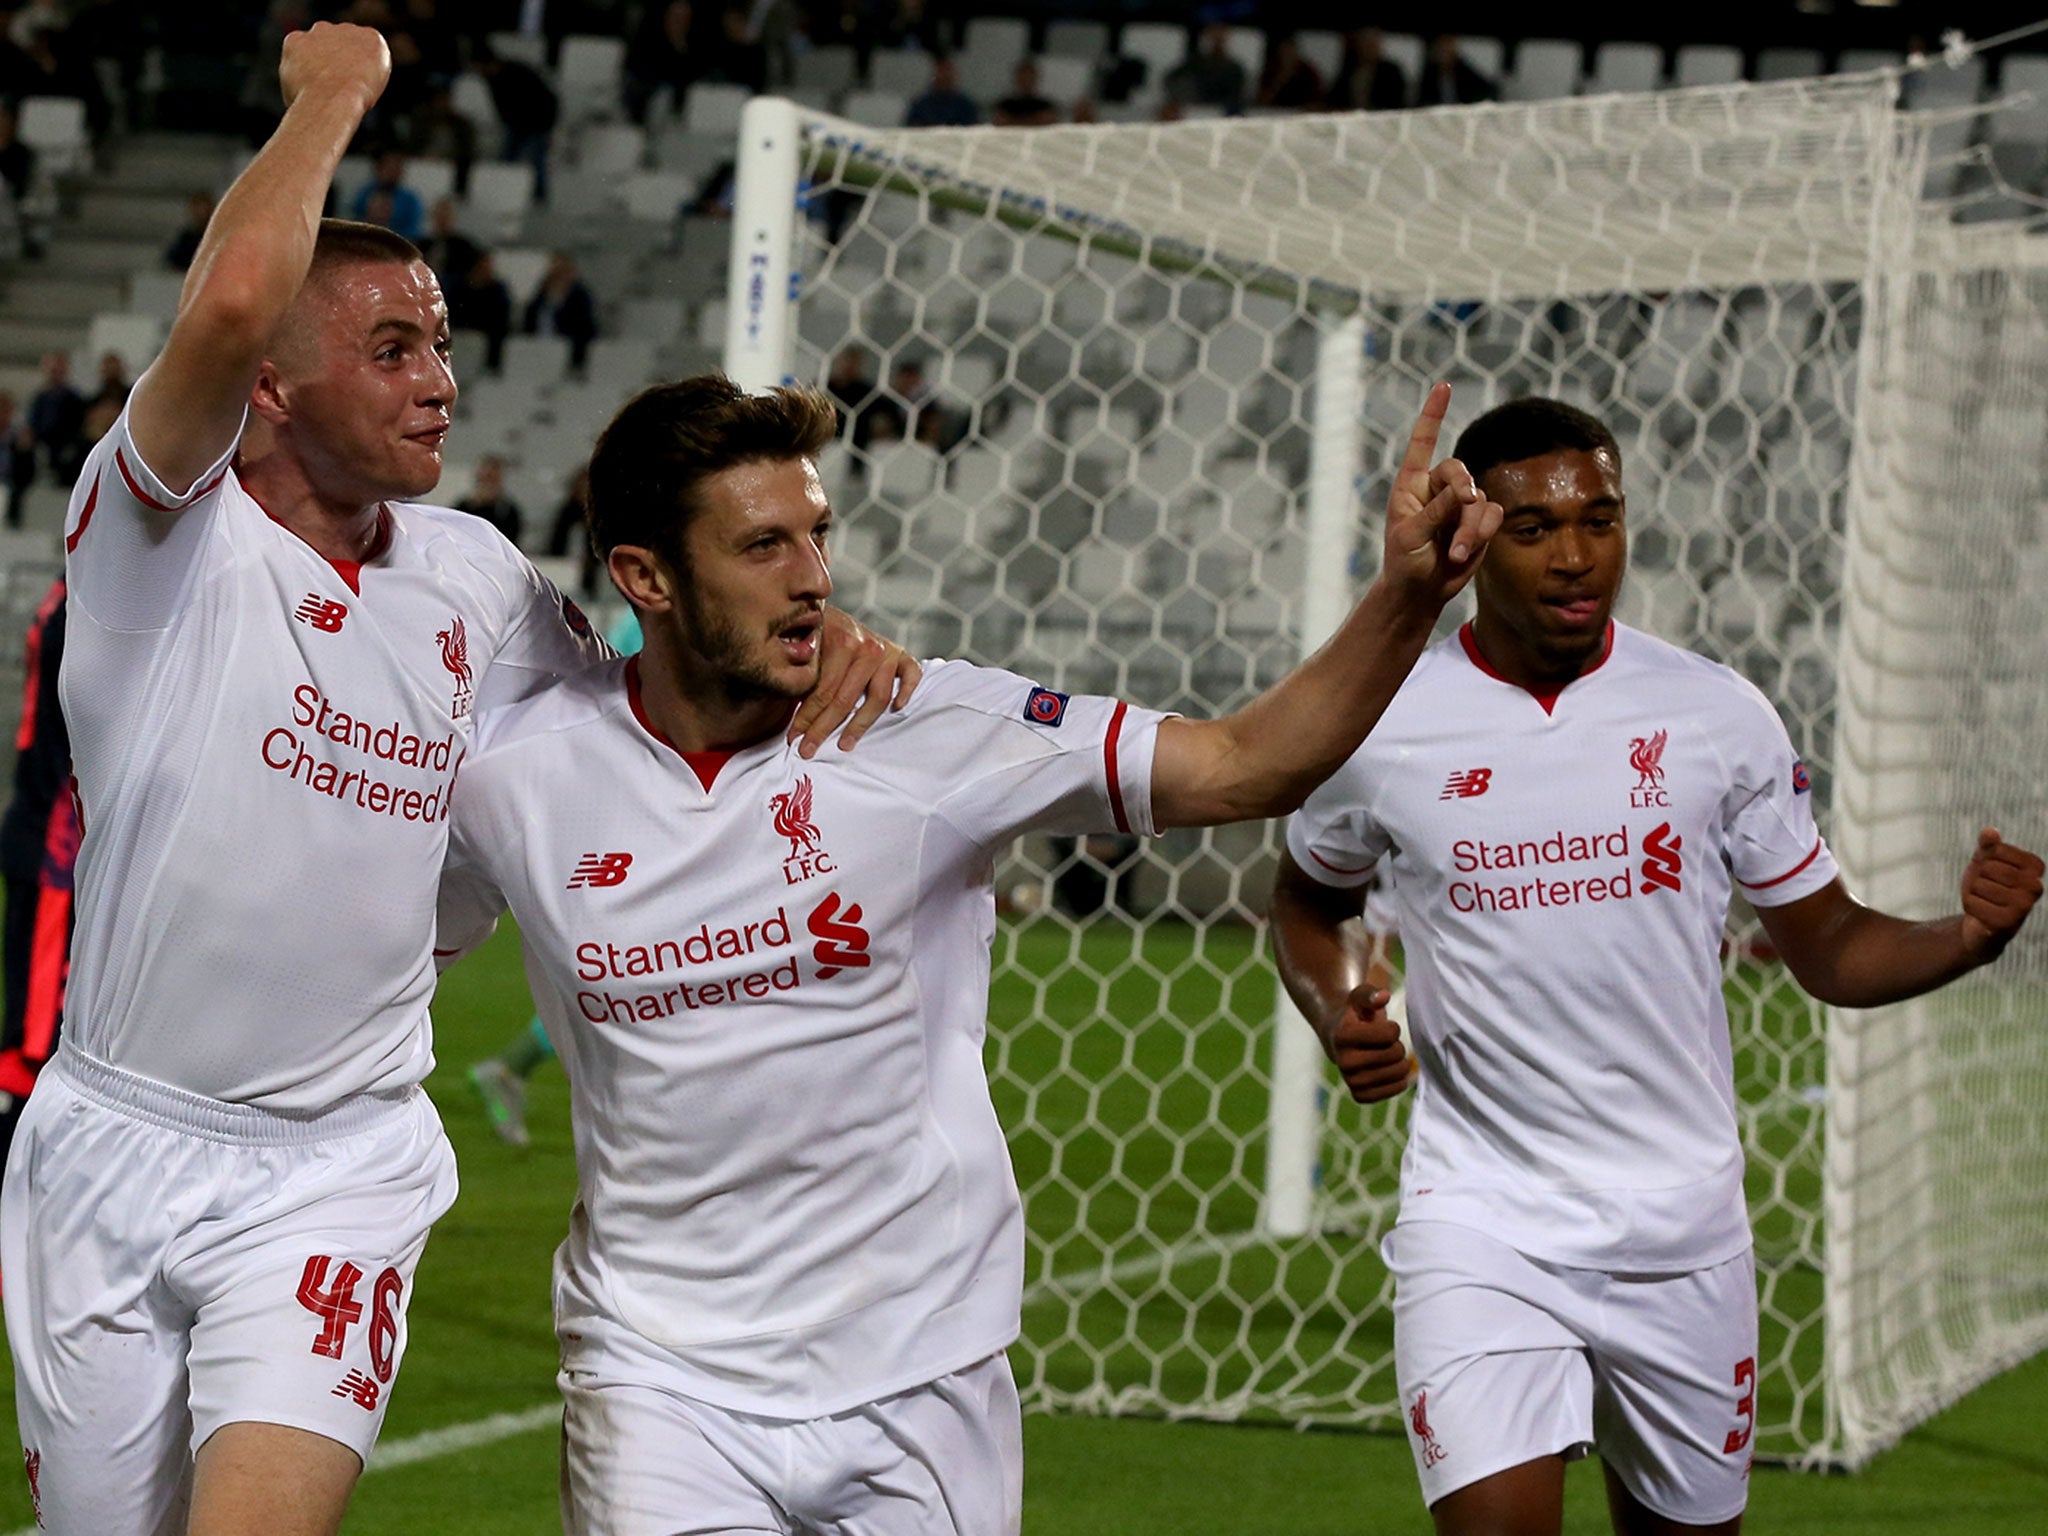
[{"left": 280, "top": 21, "right": 391, "bottom": 115}]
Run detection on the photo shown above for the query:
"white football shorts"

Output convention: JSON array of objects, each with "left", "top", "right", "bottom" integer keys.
[
  {"left": 1, "top": 1047, "right": 458, "bottom": 1536},
  {"left": 1383, "top": 1219, "right": 1758, "bottom": 1525},
  {"left": 561, "top": 1349, "right": 1023, "bottom": 1536}
]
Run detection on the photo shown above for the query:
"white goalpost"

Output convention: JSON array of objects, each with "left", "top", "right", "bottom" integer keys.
[{"left": 721, "top": 74, "right": 2048, "bottom": 1469}]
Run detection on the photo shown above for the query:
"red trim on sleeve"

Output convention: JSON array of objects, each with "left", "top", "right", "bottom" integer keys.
[
  {"left": 1104, "top": 701, "right": 1131, "bottom": 834},
  {"left": 63, "top": 473, "right": 99, "bottom": 554},
  {"left": 1306, "top": 847, "right": 1377, "bottom": 878},
  {"left": 1457, "top": 621, "right": 1613, "bottom": 717},
  {"left": 113, "top": 448, "right": 229, "bottom": 514},
  {"left": 1739, "top": 838, "right": 1824, "bottom": 892}
]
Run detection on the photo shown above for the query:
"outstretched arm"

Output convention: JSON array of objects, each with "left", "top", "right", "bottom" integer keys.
[
  {"left": 132, "top": 23, "right": 389, "bottom": 494},
  {"left": 1756, "top": 828, "right": 2043, "bottom": 1007},
  {"left": 1269, "top": 850, "right": 1413, "bottom": 1103},
  {"left": 1150, "top": 383, "right": 1501, "bottom": 828}
]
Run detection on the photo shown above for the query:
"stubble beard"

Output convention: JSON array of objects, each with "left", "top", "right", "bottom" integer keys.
[{"left": 680, "top": 593, "right": 812, "bottom": 706}]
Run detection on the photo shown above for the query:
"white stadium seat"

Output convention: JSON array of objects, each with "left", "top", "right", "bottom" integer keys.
[
  {"left": 464, "top": 161, "right": 536, "bottom": 241},
  {"left": 86, "top": 312, "right": 164, "bottom": 377},
  {"left": 1673, "top": 45, "right": 1743, "bottom": 89},
  {"left": 685, "top": 81, "right": 752, "bottom": 137},
  {"left": 1588, "top": 42, "right": 1664, "bottom": 96},
  {"left": 21, "top": 96, "right": 90, "bottom": 175},
  {"left": 1507, "top": 40, "right": 1581, "bottom": 102},
  {"left": 558, "top": 34, "right": 627, "bottom": 122}
]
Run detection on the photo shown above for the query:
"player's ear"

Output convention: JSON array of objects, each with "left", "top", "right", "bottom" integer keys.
[
  {"left": 608, "top": 545, "right": 675, "bottom": 614},
  {"left": 248, "top": 360, "right": 291, "bottom": 427}
]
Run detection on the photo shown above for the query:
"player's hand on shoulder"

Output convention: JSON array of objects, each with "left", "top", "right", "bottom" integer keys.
[
  {"left": 1959, "top": 827, "right": 2044, "bottom": 961},
  {"left": 280, "top": 20, "right": 392, "bottom": 114},
  {"left": 1329, "top": 985, "right": 1414, "bottom": 1104},
  {"left": 788, "top": 608, "right": 923, "bottom": 759},
  {"left": 1380, "top": 382, "right": 1501, "bottom": 611}
]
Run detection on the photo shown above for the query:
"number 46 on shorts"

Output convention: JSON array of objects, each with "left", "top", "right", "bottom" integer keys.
[{"left": 297, "top": 1254, "right": 405, "bottom": 1407}]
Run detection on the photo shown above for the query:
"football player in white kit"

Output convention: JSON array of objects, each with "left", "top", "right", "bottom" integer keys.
[
  {"left": 432, "top": 372, "right": 1502, "bottom": 1535},
  {"left": 1, "top": 27, "right": 915, "bottom": 1536},
  {"left": 1269, "top": 397, "right": 2044, "bottom": 1536}
]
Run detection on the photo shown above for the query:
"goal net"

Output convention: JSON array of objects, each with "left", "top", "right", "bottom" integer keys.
[{"left": 719, "top": 73, "right": 2048, "bottom": 1469}]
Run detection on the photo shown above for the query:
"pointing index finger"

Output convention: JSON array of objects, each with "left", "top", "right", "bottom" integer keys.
[{"left": 1399, "top": 382, "right": 1453, "bottom": 481}]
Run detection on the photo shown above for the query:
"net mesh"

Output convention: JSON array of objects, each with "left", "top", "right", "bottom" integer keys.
[{"left": 727, "top": 72, "right": 2048, "bottom": 1467}]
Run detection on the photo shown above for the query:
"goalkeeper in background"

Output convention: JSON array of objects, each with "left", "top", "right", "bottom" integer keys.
[{"left": 1270, "top": 396, "right": 2042, "bottom": 1536}]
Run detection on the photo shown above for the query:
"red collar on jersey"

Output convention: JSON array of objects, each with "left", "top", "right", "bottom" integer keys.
[
  {"left": 1457, "top": 620, "right": 1614, "bottom": 716},
  {"left": 243, "top": 476, "right": 394, "bottom": 596},
  {"left": 624, "top": 655, "right": 735, "bottom": 792}
]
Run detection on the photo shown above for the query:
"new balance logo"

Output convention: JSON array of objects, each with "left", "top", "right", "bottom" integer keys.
[
  {"left": 1641, "top": 822, "right": 1684, "bottom": 894},
  {"left": 332, "top": 1370, "right": 381, "bottom": 1411},
  {"left": 1440, "top": 768, "right": 1492, "bottom": 800},
  {"left": 567, "top": 853, "right": 634, "bottom": 889},
  {"left": 294, "top": 595, "right": 348, "bottom": 633}
]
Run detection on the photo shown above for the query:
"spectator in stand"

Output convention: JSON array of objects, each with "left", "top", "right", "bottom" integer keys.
[
  {"left": 625, "top": 0, "right": 704, "bottom": 124},
  {"left": 81, "top": 351, "right": 129, "bottom": 452},
  {"left": 992, "top": 58, "right": 1059, "bottom": 127},
  {"left": 856, "top": 353, "right": 935, "bottom": 450},
  {"left": 474, "top": 37, "right": 559, "bottom": 200},
  {"left": 420, "top": 195, "right": 481, "bottom": 300},
  {"left": 403, "top": 81, "right": 478, "bottom": 191},
  {"left": 826, "top": 343, "right": 877, "bottom": 432},
  {"left": 0, "top": 102, "right": 35, "bottom": 208},
  {"left": 8, "top": 0, "right": 111, "bottom": 133},
  {"left": 0, "top": 391, "right": 35, "bottom": 528},
  {"left": 544, "top": 464, "right": 602, "bottom": 597},
  {"left": 1331, "top": 27, "right": 1409, "bottom": 111},
  {"left": 26, "top": 351, "right": 83, "bottom": 486},
  {"left": 1165, "top": 24, "right": 1248, "bottom": 114},
  {"left": 709, "top": 2, "right": 768, "bottom": 92},
  {"left": 163, "top": 192, "right": 214, "bottom": 270},
  {"left": 457, "top": 454, "right": 525, "bottom": 546},
  {"left": 1416, "top": 33, "right": 1499, "bottom": 106},
  {"left": 905, "top": 53, "right": 977, "bottom": 126},
  {"left": 351, "top": 148, "right": 427, "bottom": 239},
  {"left": 451, "top": 248, "right": 514, "bottom": 371},
  {"left": 0, "top": 575, "right": 74, "bottom": 1170},
  {"left": 523, "top": 252, "right": 599, "bottom": 371},
  {"left": 1258, "top": 33, "right": 1325, "bottom": 110}
]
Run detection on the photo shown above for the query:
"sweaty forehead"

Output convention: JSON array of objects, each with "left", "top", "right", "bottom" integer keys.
[
  {"left": 1484, "top": 447, "right": 1622, "bottom": 510},
  {"left": 308, "top": 258, "right": 447, "bottom": 332}
]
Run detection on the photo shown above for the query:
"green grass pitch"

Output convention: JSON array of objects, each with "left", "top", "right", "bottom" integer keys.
[{"left": 0, "top": 917, "right": 2041, "bottom": 1532}]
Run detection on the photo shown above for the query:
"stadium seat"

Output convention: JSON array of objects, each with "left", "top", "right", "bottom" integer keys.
[
  {"left": 331, "top": 152, "right": 374, "bottom": 210},
  {"left": 1460, "top": 36, "right": 1506, "bottom": 82},
  {"left": 685, "top": 81, "right": 752, "bottom": 136},
  {"left": 1221, "top": 26, "right": 1266, "bottom": 81},
  {"left": 694, "top": 297, "right": 728, "bottom": 348},
  {"left": 484, "top": 31, "right": 549, "bottom": 71},
  {"left": 502, "top": 332, "right": 573, "bottom": 386},
  {"left": 791, "top": 45, "right": 858, "bottom": 97},
  {"left": 840, "top": 89, "right": 909, "bottom": 128},
  {"left": 618, "top": 169, "right": 693, "bottom": 223},
  {"left": 558, "top": 35, "right": 627, "bottom": 122},
  {"left": 617, "top": 296, "right": 686, "bottom": 343},
  {"left": 1035, "top": 56, "right": 1095, "bottom": 107},
  {"left": 448, "top": 328, "right": 491, "bottom": 382},
  {"left": 956, "top": 27, "right": 1025, "bottom": 103},
  {"left": 451, "top": 71, "right": 502, "bottom": 151},
  {"left": 1120, "top": 21, "right": 1189, "bottom": 88},
  {"left": 1507, "top": 40, "right": 1581, "bottom": 101},
  {"left": 127, "top": 269, "right": 185, "bottom": 325},
  {"left": 1381, "top": 33, "right": 1425, "bottom": 87},
  {"left": 1989, "top": 55, "right": 2048, "bottom": 186},
  {"left": 581, "top": 337, "right": 659, "bottom": 396},
  {"left": 1837, "top": 49, "right": 1906, "bottom": 76},
  {"left": 464, "top": 161, "right": 536, "bottom": 241},
  {"left": 1755, "top": 48, "right": 1824, "bottom": 82},
  {"left": 400, "top": 156, "right": 457, "bottom": 208},
  {"left": 1045, "top": 20, "right": 1111, "bottom": 62},
  {"left": 1673, "top": 45, "right": 1743, "bottom": 89},
  {"left": 86, "top": 312, "right": 164, "bottom": 376},
  {"left": 19, "top": 96, "right": 88, "bottom": 176},
  {"left": 1588, "top": 42, "right": 1664, "bottom": 96},
  {"left": 575, "top": 122, "right": 646, "bottom": 178},
  {"left": 1294, "top": 29, "right": 1342, "bottom": 82},
  {"left": 869, "top": 49, "right": 933, "bottom": 97},
  {"left": 492, "top": 246, "right": 551, "bottom": 308}
]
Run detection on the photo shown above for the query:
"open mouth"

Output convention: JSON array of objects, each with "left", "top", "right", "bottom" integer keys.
[
  {"left": 776, "top": 612, "right": 823, "bottom": 661},
  {"left": 1542, "top": 594, "right": 1604, "bottom": 626}
]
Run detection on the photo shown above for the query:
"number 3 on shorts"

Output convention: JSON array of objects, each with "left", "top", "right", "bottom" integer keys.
[
  {"left": 1724, "top": 1356, "right": 1757, "bottom": 1455},
  {"left": 297, "top": 1254, "right": 405, "bottom": 1383}
]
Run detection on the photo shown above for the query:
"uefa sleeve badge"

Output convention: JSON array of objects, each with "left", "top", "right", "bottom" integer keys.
[{"left": 1023, "top": 686, "right": 1069, "bottom": 727}]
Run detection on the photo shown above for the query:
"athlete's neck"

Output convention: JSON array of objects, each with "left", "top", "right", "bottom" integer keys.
[
  {"left": 235, "top": 442, "right": 388, "bottom": 563},
  {"left": 1468, "top": 609, "right": 1606, "bottom": 693},
  {"left": 634, "top": 644, "right": 797, "bottom": 754}
]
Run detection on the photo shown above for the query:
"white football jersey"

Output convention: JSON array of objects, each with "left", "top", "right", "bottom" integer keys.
[
  {"left": 437, "top": 657, "right": 1165, "bottom": 1417},
  {"left": 1287, "top": 623, "right": 1836, "bottom": 1271},
  {"left": 59, "top": 407, "right": 609, "bottom": 1110}
]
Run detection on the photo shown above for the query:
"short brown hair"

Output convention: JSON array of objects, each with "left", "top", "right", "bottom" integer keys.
[
  {"left": 586, "top": 373, "right": 838, "bottom": 563},
  {"left": 308, "top": 217, "right": 423, "bottom": 278}
]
